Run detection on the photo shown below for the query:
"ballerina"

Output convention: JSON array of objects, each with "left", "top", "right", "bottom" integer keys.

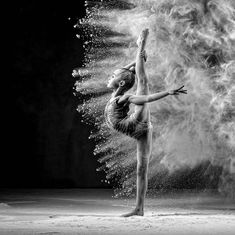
[{"left": 105, "top": 28, "right": 187, "bottom": 216}]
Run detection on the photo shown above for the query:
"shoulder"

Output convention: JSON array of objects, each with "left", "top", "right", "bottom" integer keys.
[{"left": 117, "top": 94, "right": 132, "bottom": 104}]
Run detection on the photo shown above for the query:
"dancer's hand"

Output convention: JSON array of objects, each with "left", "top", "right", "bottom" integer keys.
[
  {"left": 140, "top": 50, "right": 147, "bottom": 62},
  {"left": 168, "top": 85, "right": 187, "bottom": 95}
]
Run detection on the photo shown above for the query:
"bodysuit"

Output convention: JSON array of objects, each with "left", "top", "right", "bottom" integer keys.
[{"left": 104, "top": 95, "right": 151, "bottom": 139}]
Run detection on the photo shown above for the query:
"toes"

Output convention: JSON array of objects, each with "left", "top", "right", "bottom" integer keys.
[{"left": 142, "top": 28, "right": 149, "bottom": 36}]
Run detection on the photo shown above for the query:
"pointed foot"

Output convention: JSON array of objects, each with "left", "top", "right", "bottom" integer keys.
[{"left": 136, "top": 28, "right": 149, "bottom": 48}]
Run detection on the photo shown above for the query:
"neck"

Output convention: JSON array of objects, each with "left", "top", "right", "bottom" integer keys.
[{"left": 112, "top": 87, "right": 125, "bottom": 97}]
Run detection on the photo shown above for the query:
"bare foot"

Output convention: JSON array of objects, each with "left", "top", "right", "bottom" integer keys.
[
  {"left": 136, "top": 28, "right": 149, "bottom": 49},
  {"left": 121, "top": 209, "right": 144, "bottom": 217}
]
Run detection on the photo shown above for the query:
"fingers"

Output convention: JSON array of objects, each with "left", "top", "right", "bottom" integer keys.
[
  {"left": 174, "top": 85, "right": 187, "bottom": 94},
  {"left": 140, "top": 50, "right": 147, "bottom": 62},
  {"left": 179, "top": 89, "right": 187, "bottom": 94},
  {"left": 140, "top": 51, "right": 145, "bottom": 57},
  {"left": 177, "top": 85, "right": 184, "bottom": 91},
  {"left": 170, "top": 85, "right": 188, "bottom": 96},
  {"left": 177, "top": 90, "right": 187, "bottom": 94},
  {"left": 172, "top": 89, "right": 187, "bottom": 95}
]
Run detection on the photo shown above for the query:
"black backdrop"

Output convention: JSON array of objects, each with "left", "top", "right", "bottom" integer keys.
[
  {"left": 2, "top": 1, "right": 222, "bottom": 190},
  {"left": 2, "top": 1, "right": 106, "bottom": 188}
]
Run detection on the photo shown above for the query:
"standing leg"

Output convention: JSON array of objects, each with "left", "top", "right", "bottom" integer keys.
[{"left": 122, "top": 29, "right": 153, "bottom": 217}]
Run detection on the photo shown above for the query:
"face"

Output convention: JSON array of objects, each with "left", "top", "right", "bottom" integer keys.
[
  {"left": 107, "top": 69, "right": 123, "bottom": 89},
  {"left": 107, "top": 74, "right": 116, "bottom": 88}
]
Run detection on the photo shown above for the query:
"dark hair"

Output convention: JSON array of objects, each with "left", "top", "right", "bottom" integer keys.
[{"left": 116, "top": 68, "right": 135, "bottom": 91}]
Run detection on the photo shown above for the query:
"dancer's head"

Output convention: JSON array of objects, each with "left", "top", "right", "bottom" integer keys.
[{"left": 107, "top": 68, "right": 135, "bottom": 92}]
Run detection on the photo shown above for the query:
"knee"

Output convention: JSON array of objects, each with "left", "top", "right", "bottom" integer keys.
[{"left": 137, "top": 163, "right": 148, "bottom": 176}]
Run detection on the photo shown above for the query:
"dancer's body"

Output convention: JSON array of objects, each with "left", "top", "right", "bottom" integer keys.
[{"left": 105, "top": 29, "right": 187, "bottom": 217}]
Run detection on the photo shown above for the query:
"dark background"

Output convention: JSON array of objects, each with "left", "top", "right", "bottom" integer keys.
[
  {"left": 2, "top": 1, "right": 106, "bottom": 188},
  {"left": 1, "top": 0, "right": 221, "bottom": 191}
]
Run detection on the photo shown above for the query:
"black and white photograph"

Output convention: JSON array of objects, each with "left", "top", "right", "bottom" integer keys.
[{"left": 1, "top": 0, "right": 235, "bottom": 234}]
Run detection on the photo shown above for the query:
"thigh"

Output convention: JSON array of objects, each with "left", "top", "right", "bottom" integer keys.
[
  {"left": 136, "top": 127, "right": 153, "bottom": 164},
  {"left": 134, "top": 103, "right": 150, "bottom": 123}
]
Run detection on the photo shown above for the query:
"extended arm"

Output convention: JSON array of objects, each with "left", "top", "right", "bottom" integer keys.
[
  {"left": 123, "top": 61, "right": 136, "bottom": 70},
  {"left": 128, "top": 91, "right": 169, "bottom": 105},
  {"left": 127, "top": 86, "right": 187, "bottom": 105},
  {"left": 122, "top": 52, "right": 147, "bottom": 72}
]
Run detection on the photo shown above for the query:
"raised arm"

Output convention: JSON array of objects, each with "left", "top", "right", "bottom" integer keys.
[
  {"left": 123, "top": 61, "right": 136, "bottom": 70},
  {"left": 127, "top": 86, "right": 187, "bottom": 105},
  {"left": 122, "top": 51, "right": 147, "bottom": 72}
]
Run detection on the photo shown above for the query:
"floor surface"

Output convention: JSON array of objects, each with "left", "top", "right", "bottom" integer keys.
[{"left": 0, "top": 189, "right": 234, "bottom": 235}]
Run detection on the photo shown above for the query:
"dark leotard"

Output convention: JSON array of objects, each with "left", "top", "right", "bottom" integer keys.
[{"left": 104, "top": 96, "right": 150, "bottom": 139}]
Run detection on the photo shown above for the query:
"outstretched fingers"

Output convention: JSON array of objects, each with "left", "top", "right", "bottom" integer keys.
[
  {"left": 176, "top": 85, "right": 187, "bottom": 94},
  {"left": 177, "top": 85, "right": 184, "bottom": 91},
  {"left": 169, "top": 85, "right": 187, "bottom": 95}
]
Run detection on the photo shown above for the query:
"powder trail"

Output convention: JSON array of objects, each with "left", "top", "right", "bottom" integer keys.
[{"left": 74, "top": 0, "right": 235, "bottom": 198}]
